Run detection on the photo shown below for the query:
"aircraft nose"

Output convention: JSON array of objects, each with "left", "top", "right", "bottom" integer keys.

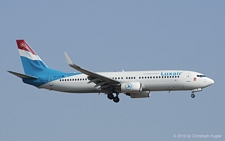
[
  {"left": 202, "top": 78, "right": 214, "bottom": 88},
  {"left": 207, "top": 78, "right": 214, "bottom": 86},
  {"left": 209, "top": 78, "right": 214, "bottom": 85}
]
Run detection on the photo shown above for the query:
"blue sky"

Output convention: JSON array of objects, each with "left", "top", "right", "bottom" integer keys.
[{"left": 1, "top": 1, "right": 224, "bottom": 141}]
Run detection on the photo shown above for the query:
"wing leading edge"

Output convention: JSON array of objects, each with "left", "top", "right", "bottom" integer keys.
[{"left": 64, "top": 52, "right": 120, "bottom": 89}]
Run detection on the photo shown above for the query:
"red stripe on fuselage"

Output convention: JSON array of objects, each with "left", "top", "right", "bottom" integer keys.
[{"left": 16, "top": 40, "right": 36, "bottom": 55}]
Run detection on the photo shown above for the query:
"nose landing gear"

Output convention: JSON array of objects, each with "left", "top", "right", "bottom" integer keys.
[{"left": 191, "top": 88, "right": 202, "bottom": 98}]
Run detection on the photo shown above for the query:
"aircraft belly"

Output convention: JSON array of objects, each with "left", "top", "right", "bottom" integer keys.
[
  {"left": 143, "top": 80, "right": 184, "bottom": 91},
  {"left": 40, "top": 81, "right": 98, "bottom": 93}
]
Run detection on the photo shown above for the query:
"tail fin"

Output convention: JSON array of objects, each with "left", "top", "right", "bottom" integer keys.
[{"left": 16, "top": 40, "right": 48, "bottom": 75}]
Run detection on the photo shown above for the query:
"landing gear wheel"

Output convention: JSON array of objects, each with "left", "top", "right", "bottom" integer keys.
[
  {"left": 107, "top": 94, "right": 114, "bottom": 100},
  {"left": 113, "top": 97, "right": 120, "bottom": 103},
  {"left": 191, "top": 94, "right": 195, "bottom": 98}
]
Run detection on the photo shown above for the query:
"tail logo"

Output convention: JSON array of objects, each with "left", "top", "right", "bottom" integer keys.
[
  {"left": 18, "top": 40, "right": 36, "bottom": 55},
  {"left": 20, "top": 43, "right": 27, "bottom": 48}
]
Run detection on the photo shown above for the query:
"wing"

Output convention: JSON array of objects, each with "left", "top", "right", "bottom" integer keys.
[{"left": 64, "top": 53, "right": 120, "bottom": 89}]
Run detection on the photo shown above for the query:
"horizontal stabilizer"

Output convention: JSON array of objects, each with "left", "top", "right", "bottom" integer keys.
[{"left": 8, "top": 71, "right": 38, "bottom": 79}]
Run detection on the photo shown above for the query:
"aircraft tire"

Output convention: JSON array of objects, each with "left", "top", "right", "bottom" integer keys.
[
  {"left": 107, "top": 94, "right": 114, "bottom": 100},
  {"left": 191, "top": 94, "right": 195, "bottom": 98},
  {"left": 113, "top": 97, "right": 120, "bottom": 103}
]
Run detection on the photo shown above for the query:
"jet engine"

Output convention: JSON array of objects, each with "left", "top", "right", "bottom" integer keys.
[{"left": 121, "top": 82, "right": 142, "bottom": 93}]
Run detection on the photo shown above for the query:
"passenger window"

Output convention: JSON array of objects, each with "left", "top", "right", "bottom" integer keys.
[{"left": 153, "top": 76, "right": 155, "bottom": 78}]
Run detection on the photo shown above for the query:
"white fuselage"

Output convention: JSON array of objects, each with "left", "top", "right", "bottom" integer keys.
[{"left": 40, "top": 70, "right": 214, "bottom": 94}]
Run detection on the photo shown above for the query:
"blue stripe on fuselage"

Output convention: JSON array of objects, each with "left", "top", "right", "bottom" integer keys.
[{"left": 22, "top": 72, "right": 79, "bottom": 87}]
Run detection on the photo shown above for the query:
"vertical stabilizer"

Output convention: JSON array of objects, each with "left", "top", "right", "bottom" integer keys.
[{"left": 16, "top": 40, "right": 48, "bottom": 75}]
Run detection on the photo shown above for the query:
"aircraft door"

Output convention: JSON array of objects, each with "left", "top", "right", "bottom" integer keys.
[{"left": 186, "top": 73, "right": 191, "bottom": 82}]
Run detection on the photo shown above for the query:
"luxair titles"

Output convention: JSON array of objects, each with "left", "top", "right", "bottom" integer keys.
[{"left": 161, "top": 72, "right": 182, "bottom": 76}]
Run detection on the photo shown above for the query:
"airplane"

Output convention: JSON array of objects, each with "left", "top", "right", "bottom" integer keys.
[{"left": 8, "top": 40, "right": 214, "bottom": 103}]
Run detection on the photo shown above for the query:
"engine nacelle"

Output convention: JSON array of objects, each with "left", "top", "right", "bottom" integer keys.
[
  {"left": 127, "top": 91, "right": 151, "bottom": 98},
  {"left": 121, "top": 82, "right": 142, "bottom": 93}
]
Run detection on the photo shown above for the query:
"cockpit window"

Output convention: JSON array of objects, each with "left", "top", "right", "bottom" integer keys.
[{"left": 197, "top": 75, "right": 206, "bottom": 77}]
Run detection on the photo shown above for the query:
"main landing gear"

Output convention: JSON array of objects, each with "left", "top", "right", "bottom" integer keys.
[{"left": 107, "top": 93, "right": 120, "bottom": 103}]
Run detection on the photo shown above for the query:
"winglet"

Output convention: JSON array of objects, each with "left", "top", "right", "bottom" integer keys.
[
  {"left": 64, "top": 52, "right": 82, "bottom": 70},
  {"left": 64, "top": 52, "right": 74, "bottom": 66}
]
